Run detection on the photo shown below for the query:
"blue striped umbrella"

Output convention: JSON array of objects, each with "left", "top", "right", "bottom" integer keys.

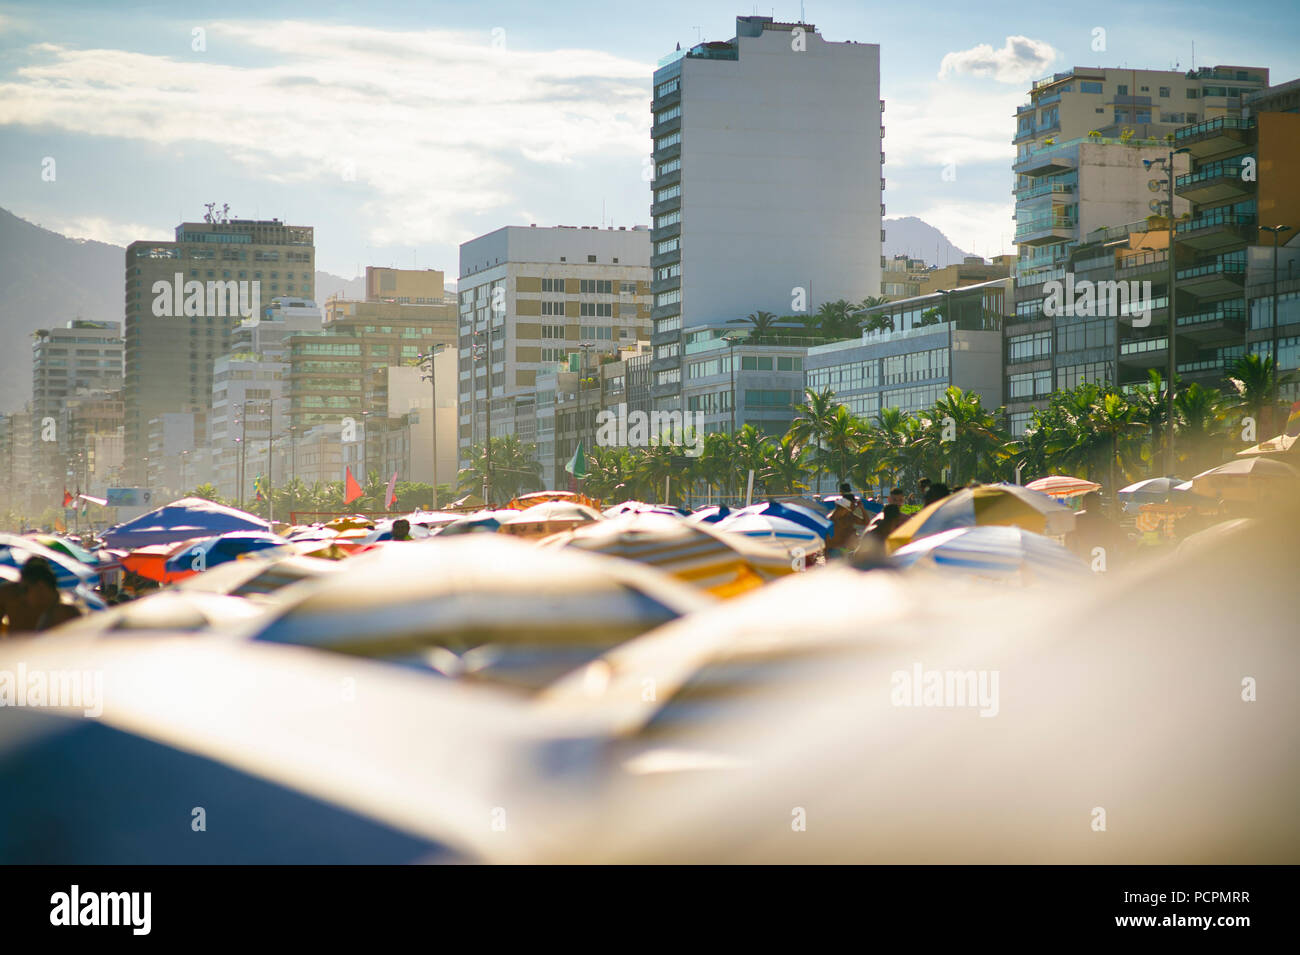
[{"left": 891, "top": 525, "right": 1089, "bottom": 584}]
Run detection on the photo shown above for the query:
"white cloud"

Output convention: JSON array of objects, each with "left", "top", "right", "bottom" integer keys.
[
  {"left": 35, "top": 214, "right": 160, "bottom": 248},
  {"left": 885, "top": 81, "right": 1020, "bottom": 167},
  {"left": 0, "top": 21, "right": 653, "bottom": 248},
  {"left": 938, "top": 36, "right": 1056, "bottom": 84}
]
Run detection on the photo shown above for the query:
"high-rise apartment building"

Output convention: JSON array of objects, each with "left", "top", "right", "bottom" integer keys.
[
  {"left": 123, "top": 217, "right": 315, "bottom": 484},
  {"left": 365, "top": 267, "right": 447, "bottom": 305},
  {"left": 1007, "top": 65, "right": 1271, "bottom": 429},
  {"left": 650, "top": 15, "right": 884, "bottom": 422},
  {"left": 456, "top": 225, "right": 653, "bottom": 472},
  {"left": 31, "top": 319, "right": 123, "bottom": 490}
]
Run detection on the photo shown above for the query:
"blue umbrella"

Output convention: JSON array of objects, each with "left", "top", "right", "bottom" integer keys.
[
  {"left": 164, "top": 532, "right": 287, "bottom": 574},
  {"left": 732, "top": 501, "right": 834, "bottom": 540},
  {"left": 1117, "top": 476, "right": 1193, "bottom": 504},
  {"left": 0, "top": 533, "right": 98, "bottom": 591},
  {"left": 102, "top": 497, "right": 272, "bottom": 549},
  {"left": 687, "top": 505, "right": 730, "bottom": 524},
  {"left": 891, "top": 525, "right": 1089, "bottom": 584}
]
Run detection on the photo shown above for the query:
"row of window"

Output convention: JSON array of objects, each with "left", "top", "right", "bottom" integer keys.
[
  {"left": 654, "top": 105, "right": 681, "bottom": 126},
  {"left": 655, "top": 131, "right": 681, "bottom": 151},
  {"left": 655, "top": 210, "right": 681, "bottom": 230}
]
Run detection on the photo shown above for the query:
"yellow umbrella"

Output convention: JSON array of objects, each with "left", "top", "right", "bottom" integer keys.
[
  {"left": 539, "top": 512, "right": 807, "bottom": 598},
  {"left": 886, "top": 484, "right": 1075, "bottom": 554}
]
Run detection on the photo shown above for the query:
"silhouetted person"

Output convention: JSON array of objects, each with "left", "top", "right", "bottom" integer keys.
[
  {"left": 19, "top": 560, "right": 80, "bottom": 631},
  {"left": 923, "top": 482, "right": 951, "bottom": 505},
  {"left": 889, "top": 487, "right": 906, "bottom": 508},
  {"left": 1068, "top": 491, "right": 1126, "bottom": 570},
  {"left": 867, "top": 503, "right": 904, "bottom": 540},
  {"left": 391, "top": 518, "right": 412, "bottom": 541}
]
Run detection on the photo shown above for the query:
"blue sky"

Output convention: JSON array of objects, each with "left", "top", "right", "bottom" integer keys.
[{"left": 1, "top": 0, "right": 1297, "bottom": 278}]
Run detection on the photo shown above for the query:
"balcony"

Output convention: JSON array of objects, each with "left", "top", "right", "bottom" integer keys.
[
  {"left": 1015, "top": 214, "right": 1076, "bottom": 246},
  {"left": 1174, "top": 157, "right": 1256, "bottom": 203},
  {"left": 1176, "top": 302, "right": 1246, "bottom": 344},
  {"left": 1175, "top": 210, "right": 1255, "bottom": 253},
  {"left": 1173, "top": 116, "right": 1256, "bottom": 159},
  {"left": 1117, "top": 249, "right": 1169, "bottom": 279},
  {"left": 1118, "top": 336, "right": 1168, "bottom": 368},
  {"left": 1015, "top": 150, "right": 1075, "bottom": 178},
  {"left": 1016, "top": 180, "right": 1075, "bottom": 201},
  {"left": 1176, "top": 256, "right": 1247, "bottom": 297}
]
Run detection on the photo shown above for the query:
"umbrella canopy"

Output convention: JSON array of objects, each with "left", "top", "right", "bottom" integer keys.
[
  {"left": 529, "top": 510, "right": 1300, "bottom": 863},
  {"left": 1025, "top": 475, "right": 1101, "bottom": 499},
  {"left": 163, "top": 532, "right": 288, "bottom": 575},
  {"left": 729, "top": 501, "right": 834, "bottom": 540},
  {"left": 539, "top": 512, "right": 805, "bottom": 598},
  {"left": 118, "top": 539, "right": 207, "bottom": 584},
  {"left": 497, "top": 501, "right": 603, "bottom": 539},
  {"left": 25, "top": 534, "right": 101, "bottom": 567},
  {"left": 433, "top": 510, "right": 516, "bottom": 536},
  {"left": 713, "top": 511, "right": 828, "bottom": 547},
  {"left": 1182, "top": 456, "right": 1300, "bottom": 503},
  {"left": 891, "top": 525, "right": 1090, "bottom": 585},
  {"left": 505, "top": 490, "right": 600, "bottom": 511},
  {"left": 1117, "top": 476, "right": 1214, "bottom": 507},
  {"left": 174, "top": 553, "right": 344, "bottom": 599},
  {"left": 0, "top": 533, "right": 99, "bottom": 590},
  {"left": 102, "top": 497, "right": 271, "bottom": 549},
  {"left": 323, "top": 516, "right": 374, "bottom": 531},
  {"left": 602, "top": 501, "right": 689, "bottom": 518},
  {"left": 246, "top": 535, "right": 715, "bottom": 690},
  {"left": 886, "top": 484, "right": 1075, "bottom": 553},
  {"left": 686, "top": 505, "right": 731, "bottom": 524},
  {"left": 1236, "top": 430, "right": 1300, "bottom": 458},
  {"left": 54, "top": 589, "right": 268, "bottom": 635},
  {"left": 0, "top": 635, "right": 584, "bottom": 863}
]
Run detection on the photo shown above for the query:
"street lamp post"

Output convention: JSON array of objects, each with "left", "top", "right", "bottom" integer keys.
[
  {"left": 1261, "top": 224, "right": 1294, "bottom": 423},
  {"left": 417, "top": 344, "right": 447, "bottom": 508},
  {"left": 1145, "top": 146, "right": 1189, "bottom": 475}
]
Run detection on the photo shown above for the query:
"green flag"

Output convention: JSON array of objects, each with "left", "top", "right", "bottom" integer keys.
[{"left": 564, "top": 440, "right": 588, "bottom": 479}]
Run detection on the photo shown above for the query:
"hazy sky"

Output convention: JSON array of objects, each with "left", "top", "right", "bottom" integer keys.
[{"left": 1, "top": 0, "right": 1296, "bottom": 278}]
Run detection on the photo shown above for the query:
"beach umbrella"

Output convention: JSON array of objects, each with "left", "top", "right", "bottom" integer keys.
[
  {"left": 53, "top": 589, "right": 269, "bottom": 635},
  {"left": 101, "top": 497, "right": 271, "bottom": 549},
  {"left": 247, "top": 535, "right": 715, "bottom": 690},
  {"left": 729, "top": 500, "right": 834, "bottom": 540},
  {"left": 1236, "top": 431, "right": 1299, "bottom": 458},
  {"left": 713, "top": 511, "right": 828, "bottom": 547},
  {"left": 119, "top": 540, "right": 206, "bottom": 584},
  {"left": 497, "top": 501, "right": 603, "bottom": 539},
  {"left": 433, "top": 510, "right": 515, "bottom": 536},
  {"left": 528, "top": 509, "right": 1300, "bottom": 863},
  {"left": 174, "top": 552, "right": 344, "bottom": 599},
  {"left": 286, "top": 526, "right": 339, "bottom": 542},
  {"left": 1117, "top": 476, "right": 1184, "bottom": 504},
  {"left": 602, "top": 501, "right": 688, "bottom": 518},
  {"left": 163, "top": 532, "right": 288, "bottom": 576},
  {"left": 1025, "top": 475, "right": 1101, "bottom": 499},
  {"left": 0, "top": 635, "right": 588, "bottom": 863},
  {"left": 890, "top": 525, "right": 1090, "bottom": 585},
  {"left": 539, "top": 512, "right": 806, "bottom": 598},
  {"left": 820, "top": 494, "right": 883, "bottom": 515},
  {"left": 886, "top": 484, "right": 1075, "bottom": 553},
  {"left": 0, "top": 533, "right": 99, "bottom": 590},
  {"left": 686, "top": 505, "right": 731, "bottom": 524},
  {"left": 1181, "top": 457, "right": 1300, "bottom": 503},
  {"left": 324, "top": 516, "right": 374, "bottom": 531},
  {"left": 1174, "top": 518, "right": 1257, "bottom": 559},
  {"left": 24, "top": 534, "right": 101, "bottom": 568}
]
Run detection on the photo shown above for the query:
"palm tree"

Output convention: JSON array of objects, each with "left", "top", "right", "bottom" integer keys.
[
  {"left": 1227, "top": 353, "right": 1293, "bottom": 438},
  {"left": 789, "top": 387, "right": 840, "bottom": 492},
  {"left": 697, "top": 432, "right": 739, "bottom": 502},
  {"left": 814, "top": 299, "right": 861, "bottom": 340},
  {"left": 762, "top": 433, "right": 810, "bottom": 494},
  {"left": 1128, "top": 369, "right": 1170, "bottom": 473},
  {"left": 458, "top": 435, "right": 543, "bottom": 503},
  {"left": 731, "top": 424, "right": 771, "bottom": 496},
  {"left": 1174, "top": 382, "right": 1227, "bottom": 475},
  {"left": 819, "top": 405, "right": 866, "bottom": 484},
  {"left": 920, "top": 387, "right": 1009, "bottom": 485},
  {"left": 735, "top": 309, "right": 780, "bottom": 340}
]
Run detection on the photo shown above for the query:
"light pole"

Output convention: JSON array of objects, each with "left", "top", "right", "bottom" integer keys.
[
  {"left": 417, "top": 344, "right": 447, "bottom": 508},
  {"left": 1145, "top": 146, "right": 1189, "bottom": 475},
  {"left": 1261, "top": 224, "right": 1294, "bottom": 424}
]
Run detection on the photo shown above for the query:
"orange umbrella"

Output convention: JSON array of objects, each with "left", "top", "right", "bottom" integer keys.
[
  {"left": 120, "top": 538, "right": 207, "bottom": 583},
  {"left": 1025, "top": 475, "right": 1101, "bottom": 499}
]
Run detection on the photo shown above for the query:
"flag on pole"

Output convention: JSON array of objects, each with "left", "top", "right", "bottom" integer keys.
[
  {"left": 253, "top": 474, "right": 266, "bottom": 502},
  {"left": 343, "top": 466, "right": 364, "bottom": 506},
  {"left": 62, "top": 489, "right": 74, "bottom": 507},
  {"left": 384, "top": 471, "right": 399, "bottom": 510},
  {"left": 564, "top": 440, "right": 588, "bottom": 480}
]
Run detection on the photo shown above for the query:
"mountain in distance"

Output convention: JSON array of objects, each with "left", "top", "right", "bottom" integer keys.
[
  {"left": 0, "top": 207, "right": 374, "bottom": 411},
  {"left": 883, "top": 216, "right": 977, "bottom": 267}
]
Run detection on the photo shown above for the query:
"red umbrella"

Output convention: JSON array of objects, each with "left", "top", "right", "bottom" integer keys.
[{"left": 120, "top": 538, "right": 207, "bottom": 583}]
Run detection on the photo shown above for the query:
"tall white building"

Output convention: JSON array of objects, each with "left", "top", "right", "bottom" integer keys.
[{"left": 650, "top": 15, "right": 884, "bottom": 418}]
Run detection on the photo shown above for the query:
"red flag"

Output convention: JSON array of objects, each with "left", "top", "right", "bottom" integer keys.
[
  {"left": 62, "top": 489, "right": 74, "bottom": 507},
  {"left": 343, "top": 467, "right": 364, "bottom": 506},
  {"left": 384, "top": 471, "right": 399, "bottom": 510}
]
